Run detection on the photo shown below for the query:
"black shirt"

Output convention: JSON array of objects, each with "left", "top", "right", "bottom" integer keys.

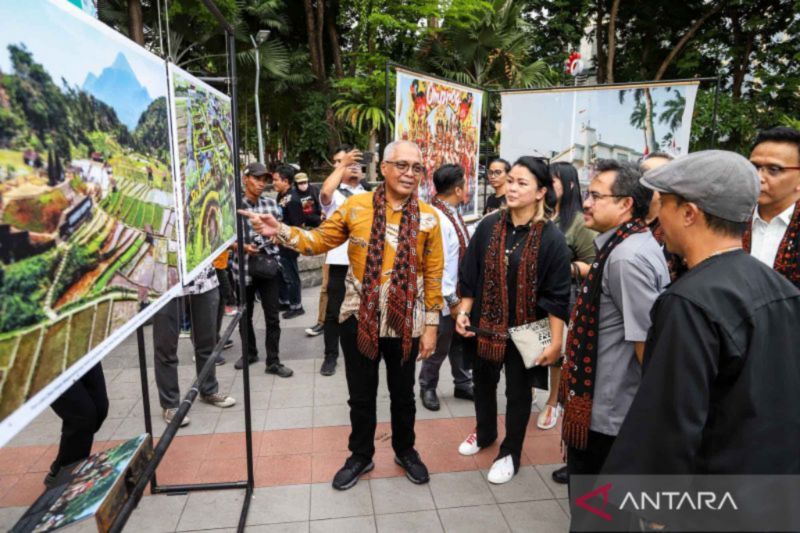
[
  {"left": 483, "top": 194, "right": 506, "bottom": 216},
  {"left": 277, "top": 188, "right": 305, "bottom": 258},
  {"left": 603, "top": 250, "right": 800, "bottom": 475},
  {"left": 460, "top": 211, "right": 571, "bottom": 327},
  {"left": 296, "top": 184, "right": 322, "bottom": 228}
]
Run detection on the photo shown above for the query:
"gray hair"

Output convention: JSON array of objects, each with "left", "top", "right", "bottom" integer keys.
[{"left": 383, "top": 140, "right": 422, "bottom": 161}]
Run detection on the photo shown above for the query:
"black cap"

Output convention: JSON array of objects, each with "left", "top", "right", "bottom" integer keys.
[{"left": 244, "top": 162, "right": 268, "bottom": 177}]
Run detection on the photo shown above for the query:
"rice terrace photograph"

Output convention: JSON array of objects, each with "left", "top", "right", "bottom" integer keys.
[
  {"left": 168, "top": 65, "right": 236, "bottom": 281},
  {"left": 0, "top": 0, "right": 180, "bottom": 427}
]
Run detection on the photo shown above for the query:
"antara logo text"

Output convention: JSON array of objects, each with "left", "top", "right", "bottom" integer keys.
[
  {"left": 576, "top": 483, "right": 738, "bottom": 522},
  {"left": 620, "top": 490, "right": 738, "bottom": 512}
]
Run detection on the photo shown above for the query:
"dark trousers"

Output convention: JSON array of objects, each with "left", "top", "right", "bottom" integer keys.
[
  {"left": 279, "top": 253, "right": 302, "bottom": 310},
  {"left": 339, "top": 317, "right": 418, "bottom": 461},
  {"left": 153, "top": 291, "right": 221, "bottom": 409},
  {"left": 419, "top": 314, "right": 472, "bottom": 391},
  {"left": 50, "top": 364, "right": 108, "bottom": 472},
  {"left": 473, "top": 340, "right": 532, "bottom": 470},
  {"left": 567, "top": 430, "right": 616, "bottom": 477},
  {"left": 216, "top": 267, "right": 237, "bottom": 306},
  {"left": 323, "top": 264, "right": 348, "bottom": 359},
  {"left": 240, "top": 277, "right": 281, "bottom": 366}
]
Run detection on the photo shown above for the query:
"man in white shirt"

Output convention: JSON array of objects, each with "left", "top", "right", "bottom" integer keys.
[
  {"left": 419, "top": 164, "right": 474, "bottom": 411},
  {"left": 747, "top": 127, "right": 800, "bottom": 289},
  {"left": 317, "top": 145, "right": 369, "bottom": 376}
]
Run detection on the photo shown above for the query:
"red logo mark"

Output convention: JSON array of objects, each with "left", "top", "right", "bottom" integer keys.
[{"left": 576, "top": 483, "right": 613, "bottom": 521}]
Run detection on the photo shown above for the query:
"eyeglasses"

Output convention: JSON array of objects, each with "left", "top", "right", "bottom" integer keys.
[
  {"left": 582, "top": 190, "right": 629, "bottom": 203},
  {"left": 488, "top": 169, "right": 505, "bottom": 177},
  {"left": 752, "top": 162, "right": 800, "bottom": 177},
  {"left": 384, "top": 160, "right": 425, "bottom": 175}
]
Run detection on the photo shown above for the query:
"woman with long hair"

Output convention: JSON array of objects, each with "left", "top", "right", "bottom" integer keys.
[
  {"left": 455, "top": 156, "right": 571, "bottom": 484},
  {"left": 536, "top": 162, "right": 598, "bottom": 431}
]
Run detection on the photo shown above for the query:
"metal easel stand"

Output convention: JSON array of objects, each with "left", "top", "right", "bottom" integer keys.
[{"left": 110, "top": 3, "right": 255, "bottom": 530}]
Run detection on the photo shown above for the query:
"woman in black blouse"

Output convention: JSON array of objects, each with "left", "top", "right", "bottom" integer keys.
[{"left": 455, "top": 156, "right": 571, "bottom": 484}]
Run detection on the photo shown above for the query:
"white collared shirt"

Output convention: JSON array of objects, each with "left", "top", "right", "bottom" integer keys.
[
  {"left": 751, "top": 204, "right": 796, "bottom": 268},
  {"left": 320, "top": 182, "right": 367, "bottom": 265},
  {"left": 432, "top": 203, "right": 466, "bottom": 316}
]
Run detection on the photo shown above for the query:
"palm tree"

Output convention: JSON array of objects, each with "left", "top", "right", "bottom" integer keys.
[
  {"left": 620, "top": 88, "right": 658, "bottom": 154},
  {"left": 659, "top": 91, "right": 686, "bottom": 133},
  {"left": 419, "top": 0, "right": 555, "bottom": 90}
]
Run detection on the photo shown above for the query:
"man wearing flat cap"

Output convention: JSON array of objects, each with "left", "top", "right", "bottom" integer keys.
[{"left": 600, "top": 150, "right": 800, "bottom": 477}]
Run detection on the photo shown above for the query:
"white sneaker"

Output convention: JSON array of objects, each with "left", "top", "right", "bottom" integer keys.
[
  {"left": 487, "top": 456, "right": 515, "bottom": 484},
  {"left": 537, "top": 404, "right": 560, "bottom": 430},
  {"left": 201, "top": 393, "right": 236, "bottom": 408},
  {"left": 458, "top": 432, "right": 481, "bottom": 456},
  {"left": 163, "top": 408, "right": 190, "bottom": 427}
]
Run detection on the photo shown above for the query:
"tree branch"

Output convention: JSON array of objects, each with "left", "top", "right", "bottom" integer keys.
[{"left": 654, "top": 1, "right": 725, "bottom": 80}]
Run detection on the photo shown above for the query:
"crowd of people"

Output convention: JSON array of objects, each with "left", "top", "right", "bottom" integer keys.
[{"left": 45, "top": 126, "right": 800, "bottom": 531}]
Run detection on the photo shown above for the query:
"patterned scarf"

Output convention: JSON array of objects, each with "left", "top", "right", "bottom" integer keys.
[
  {"left": 743, "top": 201, "right": 800, "bottom": 289},
  {"left": 432, "top": 197, "right": 469, "bottom": 260},
  {"left": 356, "top": 183, "right": 420, "bottom": 361},
  {"left": 477, "top": 210, "right": 545, "bottom": 363},
  {"left": 560, "top": 219, "right": 647, "bottom": 450}
]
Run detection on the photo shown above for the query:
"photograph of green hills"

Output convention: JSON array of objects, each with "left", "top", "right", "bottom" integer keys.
[{"left": 0, "top": 0, "right": 179, "bottom": 424}]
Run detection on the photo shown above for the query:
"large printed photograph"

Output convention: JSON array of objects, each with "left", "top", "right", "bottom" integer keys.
[
  {"left": 0, "top": 0, "right": 180, "bottom": 440},
  {"left": 500, "top": 82, "right": 699, "bottom": 185},
  {"left": 394, "top": 70, "right": 483, "bottom": 217},
  {"left": 167, "top": 65, "right": 236, "bottom": 282}
]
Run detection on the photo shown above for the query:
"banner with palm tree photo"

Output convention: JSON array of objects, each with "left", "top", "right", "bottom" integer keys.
[
  {"left": 394, "top": 68, "right": 484, "bottom": 217},
  {"left": 499, "top": 81, "right": 699, "bottom": 185}
]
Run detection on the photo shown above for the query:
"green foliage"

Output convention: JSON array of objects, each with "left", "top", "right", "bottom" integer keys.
[
  {"left": 133, "top": 97, "right": 169, "bottom": 160},
  {"left": 0, "top": 250, "right": 56, "bottom": 332}
]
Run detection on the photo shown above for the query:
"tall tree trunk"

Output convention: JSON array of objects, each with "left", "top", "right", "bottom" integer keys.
[
  {"left": 303, "top": 0, "right": 323, "bottom": 82},
  {"left": 594, "top": 0, "right": 606, "bottom": 83},
  {"left": 128, "top": 0, "right": 145, "bottom": 45},
  {"left": 326, "top": 1, "right": 344, "bottom": 78},
  {"left": 654, "top": 1, "right": 724, "bottom": 80},
  {"left": 315, "top": 0, "right": 326, "bottom": 80},
  {"left": 606, "top": 0, "right": 621, "bottom": 83},
  {"left": 732, "top": 33, "right": 755, "bottom": 99},
  {"left": 643, "top": 88, "right": 657, "bottom": 153}
]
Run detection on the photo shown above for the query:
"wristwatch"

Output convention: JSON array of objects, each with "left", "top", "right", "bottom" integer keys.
[{"left": 457, "top": 311, "right": 470, "bottom": 317}]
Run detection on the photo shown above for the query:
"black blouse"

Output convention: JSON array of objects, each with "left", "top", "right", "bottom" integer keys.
[{"left": 459, "top": 211, "right": 571, "bottom": 327}]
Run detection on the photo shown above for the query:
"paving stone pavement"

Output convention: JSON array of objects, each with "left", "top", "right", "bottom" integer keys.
[{"left": 0, "top": 285, "right": 570, "bottom": 532}]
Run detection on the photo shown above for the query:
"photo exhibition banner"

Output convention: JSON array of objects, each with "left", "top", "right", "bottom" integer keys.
[
  {"left": 167, "top": 64, "right": 236, "bottom": 282},
  {"left": 394, "top": 68, "right": 483, "bottom": 217},
  {"left": 0, "top": 0, "right": 181, "bottom": 444},
  {"left": 499, "top": 81, "right": 699, "bottom": 185}
]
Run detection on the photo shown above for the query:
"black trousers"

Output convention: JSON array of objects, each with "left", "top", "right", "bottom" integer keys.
[
  {"left": 216, "top": 267, "right": 237, "bottom": 306},
  {"left": 339, "top": 316, "right": 418, "bottom": 461},
  {"left": 279, "top": 253, "right": 302, "bottom": 309},
  {"left": 567, "top": 430, "right": 616, "bottom": 477},
  {"left": 323, "top": 264, "right": 348, "bottom": 359},
  {"left": 473, "top": 340, "right": 534, "bottom": 470},
  {"left": 50, "top": 363, "right": 109, "bottom": 472},
  {"left": 240, "top": 277, "right": 281, "bottom": 366}
]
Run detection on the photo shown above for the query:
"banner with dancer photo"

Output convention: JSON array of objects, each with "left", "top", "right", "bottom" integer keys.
[
  {"left": 394, "top": 69, "right": 483, "bottom": 217},
  {"left": 0, "top": 0, "right": 180, "bottom": 444},
  {"left": 499, "top": 81, "right": 699, "bottom": 185},
  {"left": 167, "top": 64, "right": 237, "bottom": 282}
]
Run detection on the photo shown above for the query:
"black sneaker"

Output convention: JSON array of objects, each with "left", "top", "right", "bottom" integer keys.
[
  {"left": 394, "top": 450, "right": 430, "bottom": 484},
  {"left": 223, "top": 339, "right": 234, "bottom": 350},
  {"left": 305, "top": 323, "right": 325, "bottom": 336},
  {"left": 453, "top": 386, "right": 474, "bottom": 401},
  {"left": 421, "top": 389, "right": 440, "bottom": 411},
  {"left": 320, "top": 357, "right": 337, "bottom": 376},
  {"left": 332, "top": 457, "right": 374, "bottom": 490},
  {"left": 282, "top": 308, "right": 306, "bottom": 320},
  {"left": 552, "top": 465, "right": 569, "bottom": 485},
  {"left": 215, "top": 355, "right": 226, "bottom": 366},
  {"left": 266, "top": 363, "right": 294, "bottom": 378},
  {"left": 234, "top": 355, "right": 258, "bottom": 370}
]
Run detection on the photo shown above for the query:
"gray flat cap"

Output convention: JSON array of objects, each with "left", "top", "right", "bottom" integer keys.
[{"left": 640, "top": 150, "right": 759, "bottom": 222}]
